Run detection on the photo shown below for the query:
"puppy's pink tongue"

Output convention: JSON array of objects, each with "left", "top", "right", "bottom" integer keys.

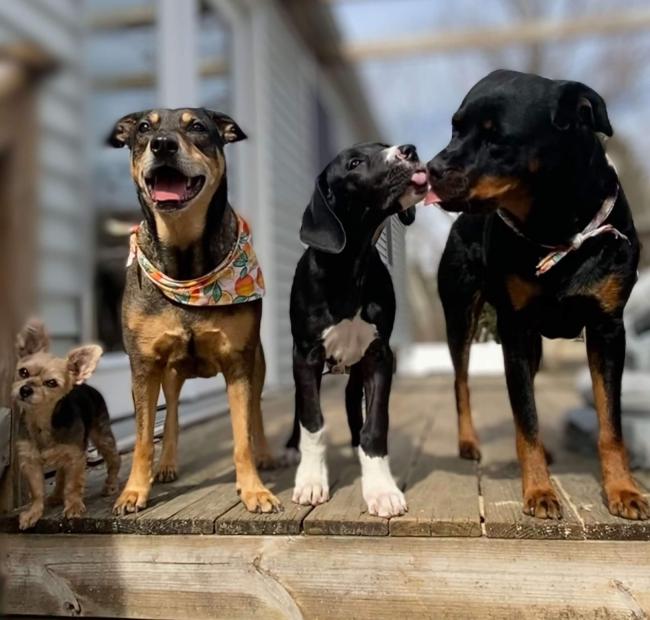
[
  {"left": 411, "top": 170, "right": 427, "bottom": 186},
  {"left": 424, "top": 188, "right": 440, "bottom": 205},
  {"left": 152, "top": 177, "right": 185, "bottom": 202}
]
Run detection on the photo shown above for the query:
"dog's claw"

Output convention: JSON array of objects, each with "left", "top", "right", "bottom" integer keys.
[
  {"left": 607, "top": 488, "right": 650, "bottom": 520},
  {"left": 18, "top": 503, "right": 43, "bottom": 531},
  {"left": 459, "top": 440, "right": 481, "bottom": 461},
  {"left": 524, "top": 488, "right": 562, "bottom": 519},
  {"left": 240, "top": 488, "right": 283, "bottom": 513},
  {"left": 113, "top": 487, "right": 149, "bottom": 515},
  {"left": 155, "top": 465, "right": 178, "bottom": 483}
]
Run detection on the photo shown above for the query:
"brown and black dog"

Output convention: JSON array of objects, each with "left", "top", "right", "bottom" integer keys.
[
  {"left": 108, "top": 108, "right": 281, "bottom": 514},
  {"left": 429, "top": 70, "right": 649, "bottom": 520}
]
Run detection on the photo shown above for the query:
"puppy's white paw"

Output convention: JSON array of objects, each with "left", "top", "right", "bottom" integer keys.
[
  {"left": 359, "top": 449, "right": 407, "bottom": 517},
  {"left": 292, "top": 425, "right": 329, "bottom": 506}
]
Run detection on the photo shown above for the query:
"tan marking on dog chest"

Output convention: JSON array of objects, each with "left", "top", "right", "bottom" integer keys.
[
  {"left": 591, "top": 275, "right": 624, "bottom": 314},
  {"left": 506, "top": 274, "right": 541, "bottom": 311},
  {"left": 470, "top": 176, "right": 532, "bottom": 221}
]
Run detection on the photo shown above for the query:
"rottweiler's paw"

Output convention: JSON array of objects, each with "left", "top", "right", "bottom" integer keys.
[
  {"left": 523, "top": 488, "right": 562, "bottom": 519},
  {"left": 607, "top": 487, "right": 650, "bottom": 520},
  {"left": 63, "top": 499, "right": 86, "bottom": 519},
  {"left": 459, "top": 439, "right": 481, "bottom": 461},
  {"left": 364, "top": 487, "right": 408, "bottom": 518},
  {"left": 113, "top": 486, "right": 149, "bottom": 515},
  {"left": 155, "top": 463, "right": 178, "bottom": 483},
  {"left": 241, "top": 488, "right": 283, "bottom": 513},
  {"left": 19, "top": 503, "right": 43, "bottom": 530},
  {"left": 292, "top": 481, "right": 329, "bottom": 506}
]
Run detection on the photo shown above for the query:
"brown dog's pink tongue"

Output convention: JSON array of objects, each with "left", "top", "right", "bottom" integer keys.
[{"left": 152, "top": 177, "right": 185, "bottom": 202}]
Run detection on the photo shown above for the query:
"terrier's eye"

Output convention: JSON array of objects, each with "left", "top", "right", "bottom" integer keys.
[
  {"left": 44, "top": 379, "right": 58, "bottom": 388},
  {"left": 138, "top": 121, "right": 151, "bottom": 134},
  {"left": 18, "top": 368, "right": 29, "bottom": 378},
  {"left": 189, "top": 121, "right": 206, "bottom": 132},
  {"left": 347, "top": 159, "right": 362, "bottom": 170}
]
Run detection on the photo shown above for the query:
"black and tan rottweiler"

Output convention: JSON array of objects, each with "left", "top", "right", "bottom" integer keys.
[
  {"left": 108, "top": 108, "right": 281, "bottom": 514},
  {"left": 428, "top": 70, "right": 648, "bottom": 520}
]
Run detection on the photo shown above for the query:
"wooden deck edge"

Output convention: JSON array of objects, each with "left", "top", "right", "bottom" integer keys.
[{"left": 3, "top": 534, "right": 650, "bottom": 619}]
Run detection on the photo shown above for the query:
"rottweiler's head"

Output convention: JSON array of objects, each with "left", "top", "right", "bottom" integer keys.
[
  {"left": 427, "top": 70, "right": 613, "bottom": 219},
  {"left": 300, "top": 142, "right": 427, "bottom": 253},
  {"left": 108, "top": 108, "right": 246, "bottom": 215}
]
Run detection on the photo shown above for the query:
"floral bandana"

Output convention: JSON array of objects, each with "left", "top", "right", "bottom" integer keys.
[{"left": 127, "top": 213, "right": 266, "bottom": 306}]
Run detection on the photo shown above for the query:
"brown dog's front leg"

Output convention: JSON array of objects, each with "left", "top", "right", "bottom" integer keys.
[
  {"left": 114, "top": 364, "right": 161, "bottom": 514},
  {"left": 156, "top": 368, "right": 184, "bottom": 483},
  {"left": 586, "top": 319, "right": 649, "bottom": 520},
  {"left": 17, "top": 441, "right": 44, "bottom": 530},
  {"left": 225, "top": 355, "right": 281, "bottom": 513}
]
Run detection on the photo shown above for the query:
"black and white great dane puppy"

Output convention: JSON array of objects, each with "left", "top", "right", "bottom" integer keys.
[{"left": 286, "top": 142, "right": 428, "bottom": 517}]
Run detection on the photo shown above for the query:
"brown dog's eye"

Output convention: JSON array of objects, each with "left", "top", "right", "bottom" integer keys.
[
  {"left": 44, "top": 379, "right": 58, "bottom": 388},
  {"left": 189, "top": 121, "right": 206, "bottom": 132},
  {"left": 138, "top": 121, "right": 151, "bottom": 134},
  {"left": 18, "top": 367, "right": 29, "bottom": 378}
]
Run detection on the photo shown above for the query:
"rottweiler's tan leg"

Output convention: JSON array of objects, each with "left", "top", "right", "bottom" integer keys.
[
  {"left": 17, "top": 441, "right": 44, "bottom": 530},
  {"left": 250, "top": 343, "right": 277, "bottom": 470},
  {"left": 157, "top": 368, "right": 184, "bottom": 482},
  {"left": 224, "top": 353, "right": 282, "bottom": 513},
  {"left": 114, "top": 364, "right": 161, "bottom": 514},
  {"left": 61, "top": 447, "right": 87, "bottom": 519},
  {"left": 587, "top": 321, "right": 649, "bottom": 520}
]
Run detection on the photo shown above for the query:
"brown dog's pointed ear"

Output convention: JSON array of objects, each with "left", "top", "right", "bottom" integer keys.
[
  {"left": 67, "top": 345, "right": 103, "bottom": 385},
  {"left": 552, "top": 81, "right": 613, "bottom": 137},
  {"left": 398, "top": 206, "right": 416, "bottom": 226},
  {"left": 205, "top": 110, "right": 247, "bottom": 144},
  {"left": 107, "top": 112, "right": 141, "bottom": 148},
  {"left": 16, "top": 319, "right": 50, "bottom": 358},
  {"left": 300, "top": 170, "right": 346, "bottom": 254}
]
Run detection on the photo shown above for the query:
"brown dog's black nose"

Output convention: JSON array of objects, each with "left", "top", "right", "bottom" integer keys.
[
  {"left": 150, "top": 134, "right": 179, "bottom": 157},
  {"left": 20, "top": 385, "right": 33, "bottom": 399},
  {"left": 397, "top": 144, "right": 417, "bottom": 162}
]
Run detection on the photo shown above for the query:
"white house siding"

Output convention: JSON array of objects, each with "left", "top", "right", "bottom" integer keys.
[{"left": 0, "top": 0, "right": 88, "bottom": 353}]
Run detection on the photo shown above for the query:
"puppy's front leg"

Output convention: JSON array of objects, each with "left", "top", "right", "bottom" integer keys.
[
  {"left": 17, "top": 441, "right": 44, "bottom": 530},
  {"left": 586, "top": 318, "right": 649, "bottom": 520},
  {"left": 61, "top": 447, "right": 87, "bottom": 519},
  {"left": 114, "top": 364, "right": 161, "bottom": 514},
  {"left": 224, "top": 353, "right": 281, "bottom": 513},
  {"left": 292, "top": 346, "right": 329, "bottom": 506},
  {"left": 358, "top": 342, "right": 406, "bottom": 518}
]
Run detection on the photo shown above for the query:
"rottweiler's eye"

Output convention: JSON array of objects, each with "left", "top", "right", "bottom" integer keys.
[
  {"left": 18, "top": 368, "right": 29, "bottom": 378},
  {"left": 44, "top": 379, "right": 58, "bottom": 388},
  {"left": 347, "top": 159, "right": 362, "bottom": 170},
  {"left": 138, "top": 121, "right": 151, "bottom": 134},
  {"left": 189, "top": 121, "right": 206, "bottom": 132}
]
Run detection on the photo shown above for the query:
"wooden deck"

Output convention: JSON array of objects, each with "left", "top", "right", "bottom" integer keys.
[{"left": 2, "top": 372, "right": 650, "bottom": 618}]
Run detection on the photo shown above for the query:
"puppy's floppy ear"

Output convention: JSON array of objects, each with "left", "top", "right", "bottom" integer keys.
[
  {"left": 300, "top": 170, "right": 346, "bottom": 254},
  {"left": 67, "top": 345, "right": 103, "bottom": 385},
  {"left": 552, "top": 81, "right": 613, "bottom": 137},
  {"left": 16, "top": 319, "right": 50, "bottom": 358},
  {"left": 204, "top": 110, "right": 247, "bottom": 144},
  {"left": 398, "top": 207, "right": 416, "bottom": 226},
  {"left": 107, "top": 111, "right": 141, "bottom": 148}
]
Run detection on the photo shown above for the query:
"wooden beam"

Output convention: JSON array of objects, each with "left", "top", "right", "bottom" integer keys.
[
  {"left": 88, "top": 6, "right": 155, "bottom": 30},
  {"left": 3, "top": 534, "right": 650, "bottom": 618},
  {"left": 333, "top": 9, "right": 650, "bottom": 61}
]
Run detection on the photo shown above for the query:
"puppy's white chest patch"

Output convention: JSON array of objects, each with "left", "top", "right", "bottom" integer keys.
[{"left": 322, "top": 311, "right": 378, "bottom": 368}]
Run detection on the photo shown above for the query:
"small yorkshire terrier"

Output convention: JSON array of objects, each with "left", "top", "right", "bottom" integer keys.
[{"left": 11, "top": 320, "right": 120, "bottom": 530}]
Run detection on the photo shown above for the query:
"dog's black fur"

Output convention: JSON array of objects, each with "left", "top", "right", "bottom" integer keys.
[
  {"left": 287, "top": 142, "right": 426, "bottom": 517},
  {"left": 429, "top": 69, "right": 648, "bottom": 520}
]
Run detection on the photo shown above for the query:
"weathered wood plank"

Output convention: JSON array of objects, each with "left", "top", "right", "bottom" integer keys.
[{"left": 3, "top": 534, "right": 650, "bottom": 619}]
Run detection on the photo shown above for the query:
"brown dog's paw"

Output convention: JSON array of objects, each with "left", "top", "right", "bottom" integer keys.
[
  {"left": 155, "top": 464, "right": 178, "bottom": 483},
  {"left": 240, "top": 487, "right": 283, "bottom": 513},
  {"left": 523, "top": 488, "right": 562, "bottom": 519},
  {"left": 607, "top": 487, "right": 650, "bottom": 520},
  {"left": 63, "top": 499, "right": 86, "bottom": 519},
  {"left": 459, "top": 439, "right": 481, "bottom": 461},
  {"left": 113, "top": 486, "right": 149, "bottom": 515},
  {"left": 19, "top": 503, "right": 44, "bottom": 531}
]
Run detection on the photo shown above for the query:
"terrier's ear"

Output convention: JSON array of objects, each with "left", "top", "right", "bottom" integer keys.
[
  {"left": 16, "top": 319, "right": 50, "bottom": 358},
  {"left": 67, "top": 345, "right": 103, "bottom": 385}
]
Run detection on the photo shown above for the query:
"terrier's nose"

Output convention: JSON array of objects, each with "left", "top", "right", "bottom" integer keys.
[
  {"left": 397, "top": 144, "right": 417, "bottom": 162},
  {"left": 20, "top": 385, "right": 33, "bottom": 399},
  {"left": 150, "top": 134, "right": 179, "bottom": 157}
]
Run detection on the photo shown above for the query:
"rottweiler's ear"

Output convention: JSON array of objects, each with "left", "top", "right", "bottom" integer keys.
[
  {"left": 205, "top": 110, "right": 247, "bottom": 144},
  {"left": 300, "top": 171, "right": 346, "bottom": 254},
  {"left": 398, "top": 207, "right": 416, "bottom": 226},
  {"left": 552, "top": 81, "right": 613, "bottom": 137},
  {"left": 107, "top": 112, "right": 141, "bottom": 148}
]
